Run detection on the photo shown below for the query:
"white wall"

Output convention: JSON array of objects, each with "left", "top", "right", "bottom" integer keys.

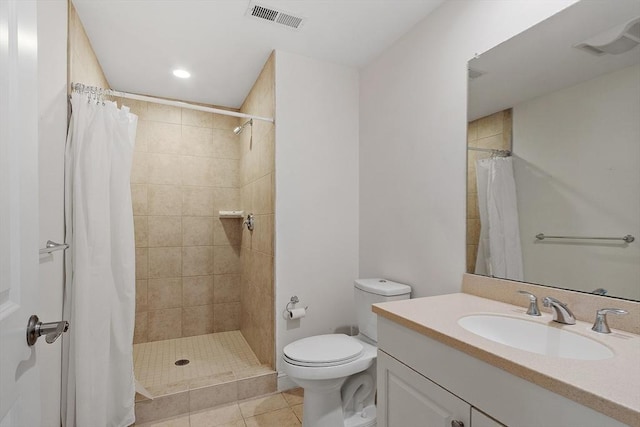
[
  {"left": 37, "top": 0, "right": 67, "bottom": 424},
  {"left": 513, "top": 64, "right": 640, "bottom": 301},
  {"left": 359, "top": 0, "right": 578, "bottom": 298},
  {"left": 274, "top": 51, "right": 359, "bottom": 387}
]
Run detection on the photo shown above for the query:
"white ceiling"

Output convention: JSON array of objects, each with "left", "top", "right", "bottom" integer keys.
[
  {"left": 72, "top": 0, "right": 444, "bottom": 108},
  {"left": 468, "top": 0, "right": 640, "bottom": 121}
]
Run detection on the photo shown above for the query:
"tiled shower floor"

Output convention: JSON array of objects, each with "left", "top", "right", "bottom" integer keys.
[{"left": 134, "top": 331, "right": 270, "bottom": 394}]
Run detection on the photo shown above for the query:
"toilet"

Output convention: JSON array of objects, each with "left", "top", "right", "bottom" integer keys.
[{"left": 282, "top": 278, "right": 412, "bottom": 427}]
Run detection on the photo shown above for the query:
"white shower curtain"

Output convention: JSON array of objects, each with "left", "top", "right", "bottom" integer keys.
[
  {"left": 62, "top": 92, "right": 138, "bottom": 427},
  {"left": 474, "top": 157, "right": 524, "bottom": 281}
]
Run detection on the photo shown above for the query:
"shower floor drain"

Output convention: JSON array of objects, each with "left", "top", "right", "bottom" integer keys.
[{"left": 175, "top": 359, "right": 190, "bottom": 366}]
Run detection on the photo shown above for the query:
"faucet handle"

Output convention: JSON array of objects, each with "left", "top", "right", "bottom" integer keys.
[
  {"left": 591, "top": 308, "right": 628, "bottom": 334},
  {"left": 516, "top": 290, "right": 541, "bottom": 316}
]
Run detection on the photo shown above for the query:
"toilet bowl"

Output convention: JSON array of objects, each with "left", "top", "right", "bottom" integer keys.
[
  {"left": 282, "top": 279, "right": 411, "bottom": 427},
  {"left": 283, "top": 334, "right": 377, "bottom": 427}
]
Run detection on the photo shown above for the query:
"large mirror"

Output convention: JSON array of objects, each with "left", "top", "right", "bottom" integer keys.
[{"left": 466, "top": 0, "right": 640, "bottom": 301}]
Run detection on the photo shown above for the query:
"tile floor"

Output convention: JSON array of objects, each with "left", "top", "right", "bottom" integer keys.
[
  {"left": 134, "top": 331, "right": 262, "bottom": 390},
  {"left": 136, "top": 388, "right": 305, "bottom": 427}
]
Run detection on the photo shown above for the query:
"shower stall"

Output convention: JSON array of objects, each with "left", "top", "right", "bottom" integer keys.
[
  {"left": 66, "top": 6, "right": 276, "bottom": 422},
  {"left": 122, "top": 56, "right": 277, "bottom": 422}
]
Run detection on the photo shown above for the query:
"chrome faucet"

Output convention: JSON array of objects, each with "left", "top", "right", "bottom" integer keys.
[
  {"left": 591, "top": 308, "right": 628, "bottom": 334},
  {"left": 542, "top": 297, "right": 576, "bottom": 325},
  {"left": 516, "top": 290, "right": 541, "bottom": 316}
]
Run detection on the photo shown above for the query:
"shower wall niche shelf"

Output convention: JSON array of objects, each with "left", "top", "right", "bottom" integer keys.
[{"left": 219, "top": 210, "right": 244, "bottom": 218}]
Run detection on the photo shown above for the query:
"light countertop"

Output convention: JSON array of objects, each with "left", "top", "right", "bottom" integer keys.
[{"left": 373, "top": 293, "right": 640, "bottom": 427}]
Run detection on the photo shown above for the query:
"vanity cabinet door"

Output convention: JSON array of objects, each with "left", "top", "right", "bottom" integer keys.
[
  {"left": 378, "top": 350, "right": 471, "bottom": 427},
  {"left": 471, "top": 408, "right": 505, "bottom": 427}
]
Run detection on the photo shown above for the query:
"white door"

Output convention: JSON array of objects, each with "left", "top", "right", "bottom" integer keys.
[
  {"left": 0, "top": 0, "right": 42, "bottom": 425},
  {"left": 377, "top": 351, "right": 471, "bottom": 427},
  {"left": 36, "top": 1, "right": 67, "bottom": 425}
]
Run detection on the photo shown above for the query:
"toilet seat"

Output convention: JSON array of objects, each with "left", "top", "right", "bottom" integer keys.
[
  {"left": 282, "top": 335, "right": 377, "bottom": 382},
  {"left": 283, "top": 334, "right": 364, "bottom": 367}
]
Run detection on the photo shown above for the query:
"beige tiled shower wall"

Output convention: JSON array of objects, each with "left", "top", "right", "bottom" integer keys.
[
  {"left": 238, "top": 53, "right": 276, "bottom": 367},
  {"left": 68, "top": 1, "right": 109, "bottom": 89},
  {"left": 69, "top": 7, "right": 275, "bottom": 360},
  {"left": 466, "top": 109, "right": 512, "bottom": 273},
  {"left": 126, "top": 99, "right": 245, "bottom": 343}
]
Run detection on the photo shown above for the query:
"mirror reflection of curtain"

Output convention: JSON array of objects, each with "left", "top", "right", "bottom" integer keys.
[{"left": 475, "top": 157, "right": 524, "bottom": 281}]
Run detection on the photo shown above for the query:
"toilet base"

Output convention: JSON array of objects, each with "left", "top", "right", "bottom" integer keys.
[
  {"left": 344, "top": 404, "right": 376, "bottom": 427},
  {"left": 297, "top": 383, "right": 378, "bottom": 427},
  {"left": 302, "top": 385, "right": 346, "bottom": 427}
]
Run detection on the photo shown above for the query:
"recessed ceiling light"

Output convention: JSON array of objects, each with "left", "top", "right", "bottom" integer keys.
[{"left": 172, "top": 69, "right": 191, "bottom": 79}]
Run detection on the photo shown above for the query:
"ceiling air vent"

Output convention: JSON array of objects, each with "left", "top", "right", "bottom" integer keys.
[
  {"left": 276, "top": 12, "right": 303, "bottom": 29},
  {"left": 251, "top": 5, "right": 278, "bottom": 22},
  {"left": 247, "top": 3, "right": 305, "bottom": 30}
]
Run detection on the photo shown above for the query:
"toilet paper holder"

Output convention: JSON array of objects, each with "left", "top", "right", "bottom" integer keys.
[{"left": 286, "top": 296, "right": 308, "bottom": 316}]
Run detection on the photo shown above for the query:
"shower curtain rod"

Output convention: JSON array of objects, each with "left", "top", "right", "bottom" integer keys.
[
  {"left": 468, "top": 146, "right": 511, "bottom": 157},
  {"left": 70, "top": 82, "right": 274, "bottom": 123}
]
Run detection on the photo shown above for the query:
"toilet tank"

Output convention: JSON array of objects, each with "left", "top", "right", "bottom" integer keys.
[{"left": 354, "top": 278, "right": 411, "bottom": 342}]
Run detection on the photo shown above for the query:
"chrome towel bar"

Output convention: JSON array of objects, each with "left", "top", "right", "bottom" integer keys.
[
  {"left": 535, "top": 233, "right": 635, "bottom": 243},
  {"left": 39, "top": 240, "right": 69, "bottom": 254}
]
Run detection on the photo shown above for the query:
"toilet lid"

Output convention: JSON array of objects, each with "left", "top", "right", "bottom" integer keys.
[{"left": 283, "top": 334, "right": 364, "bottom": 366}]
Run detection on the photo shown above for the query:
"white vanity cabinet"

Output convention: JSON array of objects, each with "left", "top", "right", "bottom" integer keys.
[
  {"left": 470, "top": 409, "right": 504, "bottom": 427},
  {"left": 378, "top": 350, "right": 504, "bottom": 427},
  {"left": 376, "top": 316, "right": 627, "bottom": 427},
  {"left": 377, "top": 350, "right": 470, "bottom": 427}
]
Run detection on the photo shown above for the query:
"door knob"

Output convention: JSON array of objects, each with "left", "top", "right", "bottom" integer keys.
[
  {"left": 451, "top": 421, "right": 464, "bottom": 427},
  {"left": 26, "top": 314, "right": 69, "bottom": 346}
]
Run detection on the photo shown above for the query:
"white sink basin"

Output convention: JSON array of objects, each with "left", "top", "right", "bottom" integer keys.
[{"left": 458, "top": 314, "right": 613, "bottom": 360}]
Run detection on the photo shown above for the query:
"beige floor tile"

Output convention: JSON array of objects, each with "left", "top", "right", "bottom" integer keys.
[
  {"left": 133, "top": 331, "right": 262, "bottom": 389},
  {"left": 216, "top": 422, "right": 246, "bottom": 427},
  {"left": 291, "top": 404, "right": 303, "bottom": 422},
  {"left": 237, "top": 373, "right": 276, "bottom": 400},
  {"left": 238, "top": 394, "right": 288, "bottom": 418},
  {"left": 146, "top": 380, "right": 190, "bottom": 398},
  {"left": 190, "top": 403, "right": 242, "bottom": 427},
  {"left": 189, "top": 372, "right": 235, "bottom": 390},
  {"left": 234, "top": 365, "right": 274, "bottom": 380},
  {"left": 135, "top": 392, "right": 189, "bottom": 424},
  {"left": 189, "top": 381, "right": 238, "bottom": 412},
  {"left": 136, "top": 414, "right": 189, "bottom": 427},
  {"left": 282, "top": 388, "right": 304, "bottom": 406},
  {"left": 243, "top": 408, "right": 301, "bottom": 427}
]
